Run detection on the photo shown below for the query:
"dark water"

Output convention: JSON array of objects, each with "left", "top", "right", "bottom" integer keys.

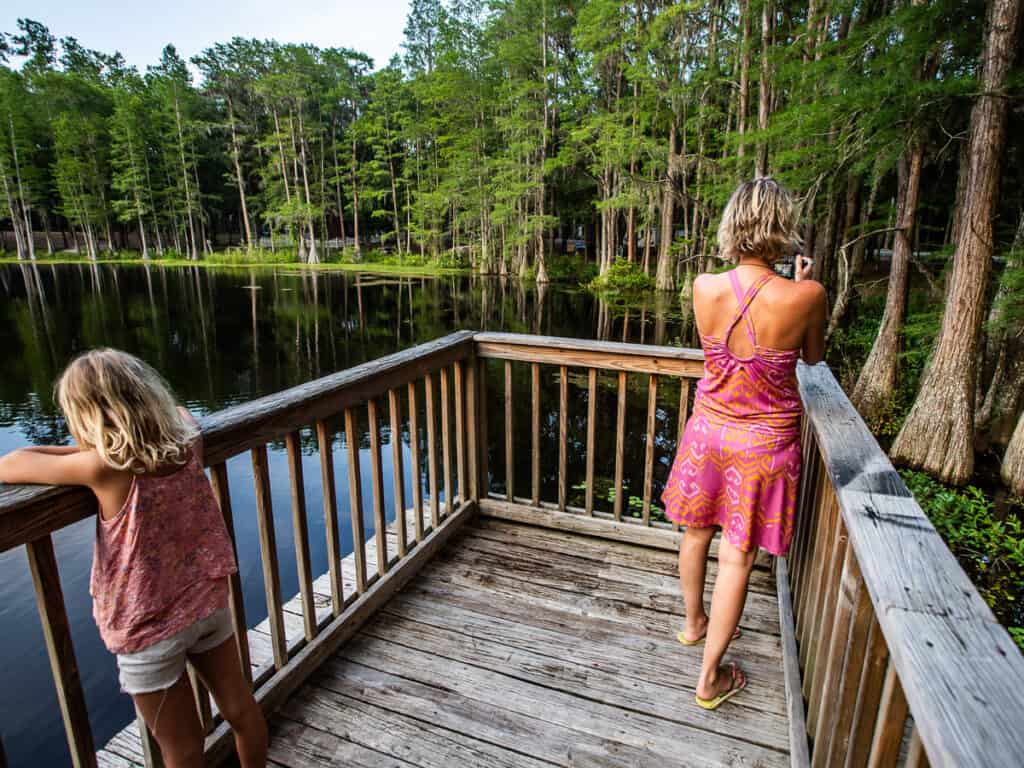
[{"left": 0, "top": 262, "right": 695, "bottom": 767}]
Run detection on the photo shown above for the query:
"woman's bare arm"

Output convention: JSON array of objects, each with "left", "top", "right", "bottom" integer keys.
[{"left": 0, "top": 447, "right": 106, "bottom": 487}]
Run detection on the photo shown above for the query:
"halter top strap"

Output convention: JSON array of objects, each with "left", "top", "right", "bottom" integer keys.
[{"left": 726, "top": 271, "right": 775, "bottom": 345}]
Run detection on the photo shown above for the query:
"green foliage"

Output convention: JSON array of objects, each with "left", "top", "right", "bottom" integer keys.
[
  {"left": 901, "top": 469, "right": 1024, "bottom": 650},
  {"left": 544, "top": 254, "right": 599, "bottom": 284},
  {"left": 587, "top": 258, "right": 654, "bottom": 294}
]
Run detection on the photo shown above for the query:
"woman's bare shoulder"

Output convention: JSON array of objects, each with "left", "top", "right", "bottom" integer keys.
[{"left": 770, "top": 276, "right": 826, "bottom": 306}]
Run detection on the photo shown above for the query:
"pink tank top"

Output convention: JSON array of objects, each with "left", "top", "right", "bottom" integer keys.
[{"left": 90, "top": 452, "right": 238, "bottom": 654}]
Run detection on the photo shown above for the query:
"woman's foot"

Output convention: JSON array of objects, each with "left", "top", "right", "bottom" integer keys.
[
  {"left": 677, "top": 615, "right": 741, "bottom": 646},
  {"left": 695, "top": 663, "right": 747, "bottom": 709}
]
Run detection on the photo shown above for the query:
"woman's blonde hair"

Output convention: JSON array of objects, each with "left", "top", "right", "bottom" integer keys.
[
  {"left": 717, "top": 177, "right": 801, "bottom": 263},
  {"left": 55, "top": 349, "right": 198, "bottom": 474}
]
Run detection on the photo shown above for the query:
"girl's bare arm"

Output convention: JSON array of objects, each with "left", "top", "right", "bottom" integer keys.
[{"left": 0, "top": 446, "right": 106, "bottom": 487}]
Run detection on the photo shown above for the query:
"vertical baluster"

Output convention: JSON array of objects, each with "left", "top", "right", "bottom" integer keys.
[
  {"left": 673, "top": 378, "right": 691, "bottom": 531},
  {"left": 344, "top": 407, "right": 368, "bottom": 593},
  {"left": 477, "top": 358, "right": 490, "bottom": 497},
  {"left": 440, "top": 367, "right": 454, "bottom": 517},
  {"left": 136, "top": 708, "right": 162, "bottom": 768},
  {"left": 407, "top": 381, "right": 425, "bottom": 542},
  {"left": 26, "top": 535, "right": 97, "bottom": 768},
  {"left": 558, "top": 365, "right": 568, "bottom": 512},
  {"left": 209, "top": 463, "right": 252, "bottom": 682},
  {"left": 466, "top": 359, "right": 479, "bottom": 502},
  {"left": 866, "top": 664, "right": 909, "bottom": 768},
  {"left": 642, "top": 374, "right": 658, "bottom": 525},
  {"left": 807, "top": 515, "right": 849, "bottom": 735},
  {"left": 585, "top": 368, "right": 597, "bottom": 516},
  {"left": 314, "top": 422, "right": 344, "bottom": 616},
  {"left": 800, "top": 484, "right": 838, "bottom": 670},
  {"left": 824, "top": 559, "right": 876, "bottom": 768},
  {"left": 531, "top": 362, "right": 541, "bottom": 506},
  {"left": 367, "top": 399, "right": 389, "bottom": 575},
  {"left": 613, "top": 371, "right": 627, "bottom": 521},
  {"left": 847, "top": 617, "right": 890, "bottom": 767},
  {"left": 251, "top": 445, "right": 286, "bottom": 669},
  {"left": 795, "top": 455, "right": 827, "bottom": 631},
  {"left": 905, "top": 728, "right": 929, "bottom": 768},
  {"left": 455, "top": 360, "right": 467, "bottom": 506},
  {"left": 285, "top": 431, "right": 317, "bottom": 641},
  {"left": 811, "top": 543, "right": 859, "bottom": 766},
  {"left": 504, "top": 361, "right": 514, "bottom": 501},
  {"left": 389, "top": 388, "right": 408, "bottom": 557},
  {"left": 425, "top": 373, "right": 441, "bottom": 527},
  {"left": 188, "top": 666, "right": 212, "bottom": 733}
]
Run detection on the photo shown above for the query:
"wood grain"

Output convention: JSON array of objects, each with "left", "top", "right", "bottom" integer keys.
[
  {"left": 440, "top": 367, "right": 453, "bottom": 519},
  {"left": 614, "top": 371, "right": 627, "bottom": 521},
  {"left": 558, "top": 365, "right": 568, "bottom": 512},
  {"left": 252, "top": 445, "right": 288, "bottom": 670},
  {"left": 454, "top": 360, "right": 467, "bottom": 506},
  {"left": 425, "top": 373, "right": 441, "bottom": 527},
  {"left": 776, "top": 557, "right": 811, "bottom": 768},
  {"left": 314, "top": 422, "right": 344, "bottom": 616},
  {"left": 531, "top": 362, "right": 540, "bottom": 506},
  {"left": 344, "top": 408, "right": 368, "bottom": 594},
  {"left": 286, "top": 431, "right": 317, "bottom": 642},
  {"left": 406, "top": 381, "right": 424, "bottom": 543},
  {"left": 388, "top": 388, "right": 408, "bottom": 559},
  {"left": 367, "top": 399, "right": 389, "bottom": 576},
  {"left": 504, "top": 360, "right": 513, "bottom": 502},
  {"left": 642, "top": 374, "right": 657, "bottom": 524},
  {"left": 586, "top": 368, "right": 597, "bottom": 516}
]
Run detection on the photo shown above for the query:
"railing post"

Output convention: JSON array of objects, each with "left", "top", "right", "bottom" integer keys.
[
  {"left": 26, "top": 534, "right": 97, "bottom": 768},
  {"left": 209, "top": 462, "right": 252, "bottom": 683}
]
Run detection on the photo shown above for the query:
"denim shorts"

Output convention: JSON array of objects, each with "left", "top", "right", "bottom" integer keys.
[{"left": 116, "top": 608, "right": 235, "bottom": 695}]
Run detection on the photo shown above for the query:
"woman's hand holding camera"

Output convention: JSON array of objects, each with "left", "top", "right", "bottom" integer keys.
[{"left": 794, "top": 253, "right": 814, "bottom": 282}]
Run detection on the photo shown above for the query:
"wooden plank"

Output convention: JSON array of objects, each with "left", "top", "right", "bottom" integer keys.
[
  {"left": 209, "top": 462, "right": 252, "bottom": 684},
  {"left": 474, "top": 335, "right": 705, "bottom": 378},
  {"left": 807, "top": 520, "right": 849, "bottom": 735},
  {"left": 344, "top": 408, "right": 368, "bottom": 594},
  {"left": 866, "top": 664, "right": 908, "bottom": 768},
  {"left": 800, "top": 488, "right": 838, "bottom": 676},
  {"left": 558, "top": 365, "right": 568, "bottom": 512},
  {"left": 504, "top": 360, "right": 513, "bottom": 502},
  {"left": 314, "top": 422, "right": 344, "bottom": 617},
  {"left": 388, "top": 388, "right": 408, "bottom": 559},
  {"left": 585, "top": 368, "right": 597, "bottom": 516},
  {"left": 476, "top": 358, "right": 489, "bottom": 497},
  {"left": 367, "top": 399, "right": 389, "bottom": 576},
  {"left": 267, "top": 717, "right": 419, "bottom": 767},
  {"left": 531, "top": 362, "right": 540, "bottom": 506},
  {"left": 465, "top": 359, "right": 479, "bottom": 502},
  {"left": 846, "top": 617, "right": 890, "bottom": 768},
  {"left": 642, "top": 374, "right": 657, "bottom": 524},
  {"left": 286, "top": 431, "right": 317, "bottom": 642},
  {"left": 252, "top": 445, "right": 287, "bottom": 670},
  {"left": 905, "top": 728, "right": 929, "bottom": 768},
  {"left": 613, "top": 370, "right": 627, "bottom": 521},
  {"left": 798, "top": 362, "right": 1024, "bottom": 766},
  {"left": 406, "top": 381, "right": 424, "bottom": 543},
  {"left": 440, "top": 367, "right": 453, "bottom": 518},
  {"left": 775, "top": 557, "right": 811, "bottom": 768},
  {"left": 198, "top": 501, "right": 478, "bottom": 767},
  {"left": 425, "top": 373, "right": 441, "bottom": 527},
  {"left": 454, "top": 360, "right": 467, "bottom": 507},
  {"left": 26, "top": 534, "right": 98, "bottom": 768},
  {"left": 330, "top": 637, "right": 788, "bottom": 767}
]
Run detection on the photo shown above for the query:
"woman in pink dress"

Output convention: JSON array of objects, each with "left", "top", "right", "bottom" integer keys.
[{"left": 661, "top": 178, "right": 826, "bottom": 709}]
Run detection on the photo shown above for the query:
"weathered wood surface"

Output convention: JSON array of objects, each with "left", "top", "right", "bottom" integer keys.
[
  {"left": 0, "top": 331, "right": 475, "bottom": 553},
  {"left": 796, "top": 363, "right": 1024, "bottom": 766},
  {"left": 267, "top": 517, "right": 791, "bottom": 768}
]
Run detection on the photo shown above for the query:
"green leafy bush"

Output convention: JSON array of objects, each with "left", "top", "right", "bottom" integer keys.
[
  {"left": 901, "top": 469, "right": 1024, "bottom": 650},
  {"left": 587, "top": 258, "right": 655, "bottom": 294},
  {"left": 544, "top": 254, "right": 599, "bottom": 284}
]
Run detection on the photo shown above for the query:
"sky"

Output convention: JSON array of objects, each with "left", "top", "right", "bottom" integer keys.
[{"left": 1, "top": 0, "right": 412, "bottom": 74}]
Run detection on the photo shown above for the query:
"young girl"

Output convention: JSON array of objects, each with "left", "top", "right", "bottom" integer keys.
[
  {"left": 0, "top": 349, "right": 268, "bottom": 768},
  {"left": 661, "top": 178, "right": 826, "bottom": 710}
]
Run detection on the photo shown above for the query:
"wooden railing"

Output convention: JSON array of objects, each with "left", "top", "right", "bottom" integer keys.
[
  {"left": 2, "top": 331, "right": 1023, "bottom": 767},
  {"left": 0, "top": 330, "right": 483, "bottom": 768}
]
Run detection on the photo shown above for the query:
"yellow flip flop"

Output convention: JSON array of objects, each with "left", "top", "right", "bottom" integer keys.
[
  {"left": 695, "top": 664, "right": 746, "bottom": 710},
  {"left": 676, "top": 627, "right": 742, "bottom": 646}
]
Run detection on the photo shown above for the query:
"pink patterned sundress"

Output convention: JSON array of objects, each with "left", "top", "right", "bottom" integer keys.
[{"left": 661, "top": 270, "right": 802, "bottom": 556}]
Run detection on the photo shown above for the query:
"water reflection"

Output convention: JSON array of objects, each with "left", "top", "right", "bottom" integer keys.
[{"left": 0, "top": 263, "right": 695, "bottom": 767}]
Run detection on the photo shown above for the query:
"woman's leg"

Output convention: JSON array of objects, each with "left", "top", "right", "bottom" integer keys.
[
  {"left": 697, "top": 537, "right": 757, "bottom": 699},
  {"left": 132, "top": 674, "right": 204, "bottom": 768},
  {"left": 189, "top": 636, "right": 268, "bottom": 767},
  {"left": 678, "top": 526, "right": 716, "bottom": 640}
]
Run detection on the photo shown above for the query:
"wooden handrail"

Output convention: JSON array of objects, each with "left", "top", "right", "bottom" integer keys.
[
  {"left": 0, "top": 330, "right": 474, "bottom": 554},
  {"left": 793, "top": 362, "right": 1024, "bottom": 766}
]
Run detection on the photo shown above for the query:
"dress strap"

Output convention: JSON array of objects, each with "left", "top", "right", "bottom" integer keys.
[{"left": 726, "top": 272, "right": 776, "bottom": 344}]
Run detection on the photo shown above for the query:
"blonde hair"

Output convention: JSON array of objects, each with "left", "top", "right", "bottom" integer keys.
[
  {"left": 55, "top": 349, "right": 198, "bottom": 474},
  {"left": 717, "top": 177, "right": 801, "bottom": 263}
]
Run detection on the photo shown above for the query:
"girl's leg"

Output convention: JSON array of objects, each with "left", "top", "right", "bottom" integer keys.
[
  {"left": 697, "top": 537, "right": 757, "bottom": 699},
  {"left": 133, "top": 674, "right": 204, "bottom": 768},
  {"left": 679, "top": 526, "right": 716, "bottom": 641},
  {"left": 189, "top": 636, "right": 268, "bottom": 768}
]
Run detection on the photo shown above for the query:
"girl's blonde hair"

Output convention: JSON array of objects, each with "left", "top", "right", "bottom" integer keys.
[
  {"left": 55, "top": 349, "right": 198, "bottom": 474},
  {"left": 717, "top": 177, "right": 801, "bottom": 263}
]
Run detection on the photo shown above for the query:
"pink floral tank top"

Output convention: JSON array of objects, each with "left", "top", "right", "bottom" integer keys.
[{"left": 90, "top": 452, "right": 238, "bottom": 654}]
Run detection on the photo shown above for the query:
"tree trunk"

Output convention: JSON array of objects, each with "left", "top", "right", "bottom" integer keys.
[
  {"left": 737, "top": 0, "right": 752, "bottom": 172},
  {"left": 755, "top": 0, "right": 774, "bottom": 177},
  {"left": 655, "top": 120, "right": 677, "bottom": 291},
  {"left": 227, "top": 96, "right": 253, "bottom": 251},
  {"left": 891, "top": 0, "right": 1022, "bottom": 484},
  {"left": 852, "top": 147, "right": 923, "bottom": 422},
  {"left": 1003, "top": 406, "right": 1024, "bottom": 495}
]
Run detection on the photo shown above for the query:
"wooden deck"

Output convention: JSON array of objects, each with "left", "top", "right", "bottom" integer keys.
[{"left": 267, "top": 516, "right": 789, "bottom": 767}]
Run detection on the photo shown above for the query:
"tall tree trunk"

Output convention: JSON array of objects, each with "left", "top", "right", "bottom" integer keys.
[
  {"left": 535, "top": 0, "right": 551, "bottom": 285},
  {"left": 852, "top": 148, "right": 923, "bottom": 422},
  {"left": 173, "top": 89, "right": 199, "bottom": 260},
  {"left": 655, "top": 120, "right": 677, "bottom": 291},
  {"left": 891, "top": 0, "right": 1022, "bottom": 484},
  {"left": 755, "top": 0, "right": 774, "bottom": 177},
  {"left": 737, "top": 0, "right": 752, "bottom": 172},
  {"left": 351, "top": 134, "right": 361, "bottom": 259},
  {"left": 1003, "top": 407, "right": 1024, "bottom": 495},
  {"left": 227, "top": 96, "right": 253, "bottom": 251}
]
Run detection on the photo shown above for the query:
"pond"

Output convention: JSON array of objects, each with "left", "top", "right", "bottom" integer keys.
[{"left": 0, "top": 262, "right": 696, "bottom": 767}]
